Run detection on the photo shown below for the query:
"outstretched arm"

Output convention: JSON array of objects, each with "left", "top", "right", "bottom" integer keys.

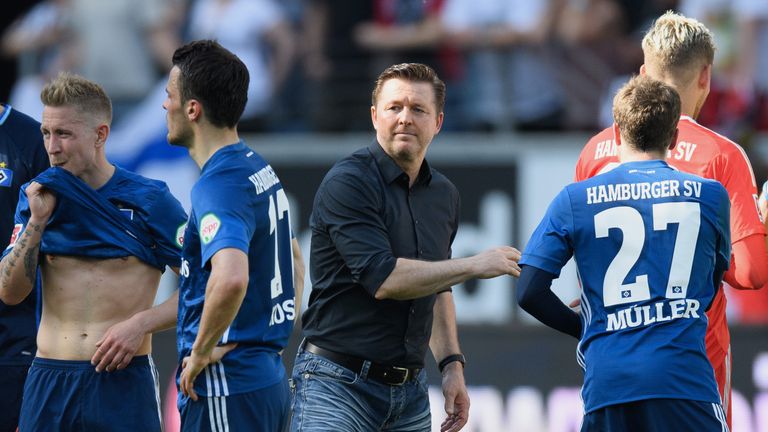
[
  {"left": 517, "top": 265, "right": 581, "bottom": 339},
  {"left": 375, "top": 247, "right": 521, "bottom": 301}
]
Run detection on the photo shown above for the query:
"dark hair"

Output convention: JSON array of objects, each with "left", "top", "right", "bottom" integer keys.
[
  {"left": 171, "top": 40, "right": 249, "bottom": 128},
  {"left": 613, "top": 75, "right": 681, "bottom": 153},
  {"left": 371, "top": 63, "right": 445, "bottom": 114}
]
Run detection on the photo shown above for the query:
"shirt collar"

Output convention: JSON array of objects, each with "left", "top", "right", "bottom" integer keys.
[
  {"left": 369, "top": 140, "right": 432, "bottom": 186},
  {"left": 619, "top": 159, "right": 672, "bottom": 170},
  {"left": 0, "top": 104, "right": 11, "bottom": 126}
]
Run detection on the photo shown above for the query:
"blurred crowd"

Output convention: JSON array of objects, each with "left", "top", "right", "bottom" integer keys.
[
  {"left": 1, "top": 0, "right": 767, "bottom": 136},
  {"left": 2, "top": 1, "right": 768, "bottom": 327}
]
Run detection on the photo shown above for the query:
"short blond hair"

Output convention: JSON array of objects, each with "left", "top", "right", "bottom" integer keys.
[
  {"left": 642, "top": 11, "right": 715, "bottom": 76},
  {"left": 613, "top": 75, "right": 680, "bottom": 154},
  {"left": 41, "top": 72, "right": 112, "bottom": 125}
]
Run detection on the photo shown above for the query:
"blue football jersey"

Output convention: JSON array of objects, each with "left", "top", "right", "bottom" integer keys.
[
  {"left": 0, "top": 105, "right": 49, "bottom": 366},
  {"left": 521, "top": 160, "right": 730, "bottom": 413},
  {"left": 4, "top": 166, "right": 187, "bottom": 271},
  {"left": 177, "top": 142, "right": 296, "bottom": 396}
]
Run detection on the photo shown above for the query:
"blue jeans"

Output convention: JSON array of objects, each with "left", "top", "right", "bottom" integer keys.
[{"left": 289, "top": 349, "right": 431, "bottom": 431}]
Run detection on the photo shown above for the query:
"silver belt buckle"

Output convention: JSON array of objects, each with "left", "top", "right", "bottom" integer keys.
[{"left": 390, "top": 366, "right": 409, "bottom": 385}]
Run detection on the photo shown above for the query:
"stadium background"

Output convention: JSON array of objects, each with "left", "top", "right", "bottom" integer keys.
[{"left": 2, "top": 1, "right": 768, "bottom": 431}]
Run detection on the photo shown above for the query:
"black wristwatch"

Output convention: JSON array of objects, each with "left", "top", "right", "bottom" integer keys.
[{"left": 438, "top": 353, "right": 466, "bottom": 373}]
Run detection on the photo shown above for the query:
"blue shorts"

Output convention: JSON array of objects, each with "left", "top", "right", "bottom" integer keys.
[
  {"left": 179, "top": 376, "right": 290, "bottom": 432},
  {"left": 0, "top": 364, "right": 30, "bottom": 432},
  {"left": 19, "top": 355, "right": 162, "bottom": 432},
  {"left": 582, "top": 398, "right": 729, "bottom": 432}
]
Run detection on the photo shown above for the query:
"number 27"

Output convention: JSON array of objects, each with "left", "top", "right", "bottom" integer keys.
[{"left": 594, "top": 202, "right": 700, "bottom": 307}]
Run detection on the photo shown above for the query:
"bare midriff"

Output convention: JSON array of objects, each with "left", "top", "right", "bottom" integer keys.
[{"left": 36, "top": 254, "right": 162, "bottom": 360}]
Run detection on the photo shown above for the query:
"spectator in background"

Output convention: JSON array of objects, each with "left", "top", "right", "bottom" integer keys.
[
  {"left": 67, "top": 0, "right": 182, "bottom": 125},
  {"left": 302, "top": 0, "right": 374, "bottom": 131},
  {"left": 186, "top": 0, "right": 295, "bottom": 132},
  {"left": 440, "top": 0, "right": 566, "bottom": 131},
  {"left": 354, "top": 0, "right": 443, "bottom": 74},
  {"left": 1, "top": 0, "right": 75, "bottom": 120},
  {"left": 266, "top": 0, "right": 310, "bottom": 131},
  {"left": 680, "top": 0, "right": 768, "bottom": 134},
  {"left": 354, "top": 0, "right": 470, "bottom": 130},
  {"left": 552, "top": 0, "right": 676, "bottom": 129}
]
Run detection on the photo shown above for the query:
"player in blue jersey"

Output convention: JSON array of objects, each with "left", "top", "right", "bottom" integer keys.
[
  {"left": 0, "top": 104, "right": 49, "bottom": 432},
  {"left": 517, "top": 76, "right": 731, "bottom": 431},
  {"left": 0, "top": 73, "right": 188, "bottom": 432},
  {"left": 164, "top": 39, "right": 305, "bottom": 432}
]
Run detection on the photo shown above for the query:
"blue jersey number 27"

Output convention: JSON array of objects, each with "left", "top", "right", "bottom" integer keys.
[{"left": 594, "top": 202, "right": 701, "bottom": 307}]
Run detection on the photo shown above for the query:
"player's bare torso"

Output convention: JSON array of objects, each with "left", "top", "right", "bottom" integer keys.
[{"left": 36, "top": 255, "right": 161, "bottom": 360}]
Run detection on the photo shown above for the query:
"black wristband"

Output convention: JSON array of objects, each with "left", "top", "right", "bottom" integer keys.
[{"left": 438, "top": 353, "right": 466, "bottom": 373}]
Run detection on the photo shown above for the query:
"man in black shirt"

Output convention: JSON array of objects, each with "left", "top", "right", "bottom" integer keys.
[
  {"left": 0, "top": 104, "right": 49, "bottom": 432},
  {"left": 290, "top": 63, "right": 521, "bottom": 432}
]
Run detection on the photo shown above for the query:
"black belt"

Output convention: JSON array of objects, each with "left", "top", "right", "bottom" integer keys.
[{"left": 303, "top": 341, "right": 420, "bottom": 386}]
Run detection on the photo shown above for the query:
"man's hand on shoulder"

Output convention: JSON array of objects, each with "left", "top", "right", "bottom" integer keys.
[
  {"left": 472, "top": 246, "right": 522, "bottom": 278},
  {"left": 440, "top": 361, "right": 469, "bottom": 432}
]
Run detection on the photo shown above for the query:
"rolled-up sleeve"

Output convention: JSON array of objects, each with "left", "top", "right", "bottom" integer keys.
[{"left": 315, "top": 173, "right": 397, "bottom": 296}]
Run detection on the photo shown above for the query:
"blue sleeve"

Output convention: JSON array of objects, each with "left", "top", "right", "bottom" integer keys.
[
  {"left": 2, "top": 187, "right": 31, "bottom": 258},
  {"left": 192, "top": 176, "right": 258, "bottom": 267},
  {"left": 146, "top": 184, "right": 188, "bottom": 268},
  {"left": 519, "top": 187, "right": 575, "bottom": 276},
  {"left": 517, "top": 265, "right": 581, "bottom": 338},
  {"left": 314, "top": 172, "right": 397, "bottom": 297},
  {"left": 713, "top": 185, "right": 731, "bottom": 294}
]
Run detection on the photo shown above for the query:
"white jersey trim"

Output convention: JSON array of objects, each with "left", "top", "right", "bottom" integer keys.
[{"left": 148, "top": 355, "right": 163, "bottom": 429}]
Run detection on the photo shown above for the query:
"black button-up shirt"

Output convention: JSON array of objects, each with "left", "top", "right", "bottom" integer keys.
[{"left": 302, "top": 141, "right": 459, "bottom": 368}]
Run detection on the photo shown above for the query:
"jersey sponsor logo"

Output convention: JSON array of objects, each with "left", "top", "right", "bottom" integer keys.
[
  {"left": 176, "top": 222, "right": 187, "bottom": 248},
  {"left": 8, "top": 224, "right": 22, "bottom": 247},
  {"left": 0, "top": 167, "right": 13, "bottom": 187},
  {"left": 200, "top": 213, "right": 221, "bottom": 244}
]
